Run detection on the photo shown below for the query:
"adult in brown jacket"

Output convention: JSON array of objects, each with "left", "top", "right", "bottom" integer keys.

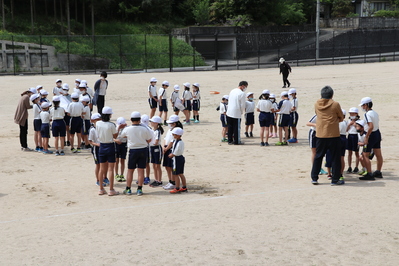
[
  {"left": 311, "top": 86, "right": 344, "bottom": 185},
  {"left": 14, "top": 90, "right": 34, "bottom": 151}
]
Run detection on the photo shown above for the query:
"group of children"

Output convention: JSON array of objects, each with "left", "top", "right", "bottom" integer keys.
[
  {"left": 219, "top": 88, "right": 299, "bottom": 146},
  {"left": 147, "top": 78, "right": 201, "bottom": 125},
  {"left": 307, "top": 96, "right": 383, "bottom": 183}
]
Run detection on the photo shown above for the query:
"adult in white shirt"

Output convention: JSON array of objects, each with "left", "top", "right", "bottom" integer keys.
[
  {"left": 93, "top": 71, "right": 108, "bottom": 114},
  {"left": 226, "top": 81, "right": 248, "bottom": 145}
]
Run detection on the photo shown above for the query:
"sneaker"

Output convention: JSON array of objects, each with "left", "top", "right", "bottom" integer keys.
[
  {"left": 358, "top": 168, "right": 367, "bottom": 175},
  {"left": 260, "top": 142, "right": 265, "bottom": 146},
  {"left": 182, "top": 121, "right": 190, "bottom": 125},
  {"left": 249, "top": 132, "right": 253, "bottom": 137},
  {"left": 39, "top": 147, "right": 44, "bottom": 152},
  {"left": 327, "top": 174, "right": 332, "bottom": 180},
  {"left": 265, "top": 142, "right": 269, "bottom": 146},
  {"left": 163, "top": 183, "right": 176, "bottom": 190},
  {"left": 269, "top": 133, "right": 273, "bottom": 137},
  {"left": 35, "top": 147, "right": 40, "bottom": 152},
  {"left": 98, "top": 189, "right": 107, "bottom": 195},
  {"left": 346, "top": 167, "right": 352, "bottom": 174},
  {"left": 319, "top": 168, "right": 328, "bottom": 175},
  {"left": 85, "top": 144, "right": 91, "bottom": 149},
  {"left": 311, "top": 180, "right": 319, "bottom": 185},
  {"left": 331, "top": 180, "right": 344, "bottom": 186},
  {"left": 179, "top": 187, "right": 188, "bottom": 193},
  {"left": 339, "top": 176, "right": 345, "bottom": 184},
  {"left": 136, "top": 189, "right": 143, "bottom": 196},
  {"left": 115, "top": 174, "right": 121, "bottom": 182},
  {"left": 71, "top": 148, "right": 77, "bottom": 153},
  {"left": 245, "top": 132, "right": 249, "bottom": 138},
  {"left": 287, "top": 82, "right": 291, "bottom": 87},
  {"left": 77, "top": 148, "right": 81, "bottom": 153},
  {"left": 119, "top": 175, "right": 126, "bottom": 182},
  {"left": 144, "top": 177, "right": 150, "bottom": 185},
  {"left": 21, "top": 147, "right": 34, "bottom": 152},
  {"left": 359, "top": 173, "right": 375, "bottom": 181},
  {"left": 353, "top": 167, "right": 359, "bottom": 173},
  {"left": 190, "top": 118, "right": 195, "bottom": 121},
  {"left": 287, "top": 138, "right": 298, "bottom": 143},
  {"left": 362, "top": 171, "right": 368, "bottom": 176},
  {"left": 282, "top": 141, "right": 288, "bottom": 145},
  {"left": 150, "top": 181, "right": 163, "bottom": 187},
  {"left": 66, "top": 141, "right": 71, "bottom": 146},
  {"left": 282, "top": 85, "right": 286, "bottom": 88},
  {"left": 104, "top": 177, "right": 110, "bottom": 186},
  {"left": 373, "top": 170, "right": 383, "bottom": 178},
  {"left": 96, "top": 181, "right": 107, "bottom": 187},
  {"left": 275, "top": 141, "right": 284, "bottom": 146},
  {"left": 170, "top": 188, "right": 181, "bottom": 194},
  {"left": 273, "top": 133, "right": 277, "bottom": 138},
  {"left": 43, "top": 150, "right": 53, "bottom": 154},
  {"left": 194, "top": 120, "right": 200, "bottom": 123},
  {"left": 55, "top": 151, "right": 60, "bottom": 156},
  {"left": 60, "top": 150, "right": 65, "bottom": 156},
  {"left": 123, "top": 188, "right": 132, "bottom": 195}
]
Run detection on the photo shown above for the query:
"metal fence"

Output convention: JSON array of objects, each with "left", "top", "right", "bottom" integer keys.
[{"left": 1, "top": 28, "right": 399, "bottom": 75}]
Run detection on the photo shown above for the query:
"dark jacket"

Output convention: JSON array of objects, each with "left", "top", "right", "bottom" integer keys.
[{"left": 279, "top": 62, "right": 291, "bottom": 75}]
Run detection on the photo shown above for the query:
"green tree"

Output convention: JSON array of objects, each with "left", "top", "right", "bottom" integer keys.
[
  {"left": 193, "top": 0, "right": 210, "bottom": 25},
  {"left": 331, "top": 0, "right": 353, "bottom": 18}
]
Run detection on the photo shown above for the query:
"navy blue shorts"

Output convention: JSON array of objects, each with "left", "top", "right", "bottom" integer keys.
[
  {"left": 33, "top": 119, "right": 42, "bottom": 132},
  {"left": 150, "top": 145, "right": 163, "bottom": 164},
  {"left": 289, "top": 112, "right": 299, "bottom": 127},
  {"left": 346, "top": 134, "right": 359, "bottom": 152},
  {"left": 128, "top": 147, "right": 148, "bottom": 169},
  {"left": 340, "top": 135, "right": 347, "bottom": 156},
  {"left": 364, "top": 129, "right": 381, "bottom": 153},
  {"left": 220, "top": 114, "right": 227, "bottom": 128},
  {"left": 172, "top": 155, "right": 185, "bottom": 175},
  {"left": 245, "top": 112, "right": 254, "bottom": 126},
  {"left": 41, "top": 123, "right": 50, "bottom": 138},
  {"left": 278, "top": 114, "right": 290, "bottom": 127},
  {"left": 259, "top": 112, "right": 272, "bottom": 127},
  {"left": 193, "top": 100, "right": 200, "bottom": 111},
  {"left": 91, "top": 146, "right": 100, "bottom": 165},
  {"left": 149, "top": 96, "right": 158, "bottom": 109},
  {"left": 115, "top": 142, "right": 127, "bottom": 159},
  {"left": 70, "top": 117, "right": 83, "bottom": 134},
  {"left": 184, "top": 100, "right": 192, "bottom": 111},
  {"left": 163, "top": 148, "right": 173, "bottom": 167},
  {"left": 159, "top": 99, "right": 168, "bottom": 112},
  {"left": 99, "top": 143, "right": 116, "bottom": 163},
  {"left": 271, "top": 114, "right": 277, "bottom": 126},
  {"left": 64, "top": 114, "right": 71, "bottom": 126},
  {"left": 81, "top": 120, "right": 91, "bottom": 135},
  {"left": 309, "top": 130, "right": 316, "bottom": 148},
  {"left": 52, "top": 119, "right": 66, "bottom": 137}
]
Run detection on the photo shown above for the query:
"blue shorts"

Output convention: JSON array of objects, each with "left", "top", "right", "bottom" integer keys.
[
  {"left": 159, "top": 99, "right": 168, "bottom": 112},
  {"left": 91, "top": 146, "right": 100, "bottom": 165},
  {"left": 364, "top": 129, "right": 381, "bottom": 153},
  {"left": 192, "top": 100, "right": 200, "bottom": 111},
  {"left": 340, "top": 135, "right": 347, "bottom": 157},
  {"left": 309, "top": 130, "right": 316, "bottom": 148},
  {"left": 278, "top": 114, "right": 290, "bottom": 127},
  {"left": 33, "top": 119, "right": 42, "bottom": 132},
  {"left": 82, "top": 120, "right": 91, "bottom": 135},
  {"left": 220, "top": 114, "right": 227, "bottom": 128},
  {"left": 70, "top": 117, "right": 83, "bottom": 134},
  {"left": 245, "top": 112, "right": 254, "bottom": 126},
  {"left": 163, "top": 148, "right": 173, "bottom": 167},
  {"left": 52, "top": 119, "right": 66, "bottom": 137},
  {"left": 64, "top": 114, "right": 71, "bottom": 126},
  {"left": 41, "top": 123, "right": 50, "bottom": 138},
  {"left": 172, "top": 155, "right": 185, "bottom": 175},
  {"left": 346, "top": 134, "right": 359, "bottom": 152},
  {"left": 259, "top": 112, "right": 272, "bottom": 127},
  {"left": 289, "top": 112, "right": 299, "bottom": 127},
  {"left": 99, "top": 143, "right": 116, "bottom": 163},
  {"left": 128, "top": 147, "right": 148, "bottom": 169},
  {"left": 184, "top": 100, "right": 192, "bottom": 111},
  {"left": 271, "top": 114, "right": 277, "bottom": 126},
  {"left": 150, "top": 145, "right": 163, "bottom": 164},
  {"left": 115, "top": 142, "right": 127, "bottom": 159},
  {"left": 149, "top": 96, "right": 158, "bottom": 109}
]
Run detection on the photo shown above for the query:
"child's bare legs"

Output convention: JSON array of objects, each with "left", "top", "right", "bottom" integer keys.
[
  {"left": 43, "top": 137, "right": 49, "bottom": 150},
  {"left": 99, "top": 162, "right": 108, "bottom": 190},
  {"left": 146, "top": 163, "right": 150, "bottom": 178},
  {"left": 341, "top": 156, "right": 345, "bottom": 176},
  {"left": 120, "top": 159, "right": 125, "bottom": 176},
  {"left": 165, "top": 166, "right": 173, "bottom": 182},
  {"left": 153, "top": 164, "right": 162, "bottom": 182},
  {"left": 249, "top": 124, "right": 254, "bottom": 135},
  {"left": 327, "top": 167, "right": 332, "bottom": 176},
  {"left": 222, "top": 127, "right": 227, "bottom": 139},
  {"left": 107, "top": 162, "right": 115, "bottom": 190},
  {"left": 354, "top": 151, "right": 359, "bottom": 169},
  {"left": 179, "top": 174, "right": 186, "bottom": 187},
  {"left": 115, "top": 158, "right": 120, "bottom": 175},
  {"left": 283, "top": 126, "right": 289, "bottom": 142},
  {"left": 347, "top": 150, "right": 353, "bottom": 169},
  {"left": 137, "top": 168, "right": 145, "bottom": 186},
  {"left": 150, "top": 108, "right": 156, "bottom": 119},
  {"left": 292, "top": 126, "right": 298, "bottom": 139},
  {"left": 184, "top": 110, "right": 190, "bottom": 122},
  {"left": 273, "top": 125, "right": 277, "bottom": 137},
  {"left": 66, "top": 127, "right": 71, "bottom": 143},
  {"left": 70, "top": 133, "right": 75, "bottom": 149},
  {"left": 95, "top": 164, "right": 100, "bottom": 182},
  {"left": 264, "top": 127, "right": 270, "bottom": 143},
  {"left": 76, "top": 133, "right": 82, "bottom": 149},
  {"left": 374, "top": 148, "right": 383, "bottom": 171},
  {"left": 126, "top": 168, "right": 134, "bottom": 187},
  {"left": 60, "top": 136, "right": 65, "bottom": 150},
  {"left": 34, "top": 131, "right": 42, "bottom": 148},
  {"left": 260, "top": 127, "right": 265, "bottom": 143},
  {"left": 278, "top": 127, "right": 283, "bottom": 142},
  {"left": 362, "top": 152, "right": 372, "bottom": 172},
  {"left": 54, "top": 136, "right": 59, "bottom": 151}
]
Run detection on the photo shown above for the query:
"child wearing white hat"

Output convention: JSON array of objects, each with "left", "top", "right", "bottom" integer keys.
[
  {"left": 53, "top": 79, "right": 63, "bottom": 96},
  {"left": 191, "top": 83, "right": 201, "bottom": 123},
  {"left": 31, "top": 94, "right": 43, "bottom": 152},
  {"left": 275, "top": 91, "right": 293, "bottom": 146},
  {"left": 346, "top": 107, "right": 360, "bottom": 173},
  {"left": 182, "top": 82, "right": 193, "bottom": 125},
  {"left": 67, "top": 93, "right": 85, "bottom": 153},
  {"left": 287, "top": 88, "right": 299, "bottom": 143},
  {"left": 50, "top": 96, "right": 66, "bottom": 156},
  {"left": 158, "top": 81, "right": 169, "bottom": 125},
  {"left": 219, "top": 95, "right": 229, "bottom": 142},
  {"left": 40, "top": 102, "right": 52, "bottom": 154},
  {"left": 257, "top": 90, "right": 273, "bottom": 146},
  {"left": 269, "top": 94, "right": 278, "bottom": 138},
  {"left": 170, "top": 85, "right": 183, "bottom": 116},
  {"left": 244, "top": 92, "right": 255, "bottom": 138},
  {"left": 149, "top": 116, "right": 164, "bottom": 187},
  {"left": 81, "top": 96, "right": 92, "bottom": 149},
  {"left": 168, "top": 127, "right": 187, "bottom": 194},
  {"left": 338, "top": 109, "right": 348, "bottom": 182},
  {"left": 140, "top": 114, "right": 153, "bottom": 185},
  {"left": 40, "top": 90, "right": 50, "bottom": 103},
  {"left": 148, "top": 77, "right": 158, "bottom": 118},
  {"left": 355, "top": 120, "right": 369, "bottom": 177},
  {"left": 114, "top": 117, "right": 128, "bottom": 183}
]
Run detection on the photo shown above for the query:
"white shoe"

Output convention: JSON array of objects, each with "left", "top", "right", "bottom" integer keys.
[
  {"left": 21, "top": 147, "right": 34, "bottom": 151},
  {"left": 162, "top": 183, "right": 176, "bottom": 190}
]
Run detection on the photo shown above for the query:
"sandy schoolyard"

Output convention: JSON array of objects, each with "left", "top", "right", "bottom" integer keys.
[{"left": 1, "top": 62, "right": 398, "bottom": 265}]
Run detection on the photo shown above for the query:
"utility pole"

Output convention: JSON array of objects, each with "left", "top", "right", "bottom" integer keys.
[{"left": 316, "top": 0, "right": 320, "bottom": 59}]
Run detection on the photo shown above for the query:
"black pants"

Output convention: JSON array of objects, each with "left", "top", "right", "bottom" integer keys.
[
  {"left": 97, "top": 95, "right": 105, "bottom": 114},
  {"left": 227, "top": 116, "right": 241, "bottom": 144},
  {"left": 19, "top": 119, "right": 28, "bottom": 148},
  {"left": 311, "top": 137, "right": 342, "bottom": 183},
  {"left": 282, "top": 73, "right": 290, "bottom": 86}
]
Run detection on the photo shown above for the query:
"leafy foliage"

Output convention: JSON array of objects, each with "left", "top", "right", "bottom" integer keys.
[{"left": 373, "top": 10, "right": 399, "bottom": 18}]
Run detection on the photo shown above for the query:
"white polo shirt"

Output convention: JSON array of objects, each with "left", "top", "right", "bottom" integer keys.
[
  {"left": 226, "top": 88, "right": 246, "bottom": 119},
  {"left": 164, "top": 129, "right": 174, "bottom": 146},
  {"left": 150, "top": 129, "right": 162, "bottom": 146},
  {"left": 193, "top": 91, "right": 201, "bottom": 100},
  {"left": 245, "top": 101, "right": 255, "bottom": 113},
  {"left": 120, "top": 124, "right": 153, "bottom": 149},
  {"left": 170, "top": 91, "right": 180, "bottom": 104},
  {"left": 88, "top": 126, "right": 100, "bottom": 144},
  {"left": 219, "top": 102, "right": 227, "bottom": 114},
  {"left": 182, "top": 90, "right": 193, "bottom": 101},
  {"left": 40, "top": 111, "right": 50, "bottom": 123},
  {"left": 291, "top": 98, "right": 299, "bottom": 112},
  {"left": 82, "top": 105, "right": 90, "bottom": 120},
  {"left": 256, "top": 99, "right": 272, "bottom": 112},
  {"left": 148, "top": 85, "right": 157, "bottom": 97},
  {"left": 347, "top": 119, "right": 359, "bottom": 134},
  {"left": 33, "top": 104, "right": 41, "bottom": 119},
  {"left": 50, "top": 107, "right": 65, "bottom": 120},
  {"left": 339, "top": 120, "right": 347, "bottom": 135},
  {"left": 53, "top": 86, "right": 62, "bottom": 96},
  {"left": 67, "top": 101, "right": 84, "bottom": 117},
  {"left": 172, "top": 139, "right": 184, "bottom": 156},
  {"left": 158, "top": 88, "right": 168, "bottom": 99},
  {"left": 96, "top": 121, "right": 117, "bottom": 143},
  {"left": 278, "top": 99, "right": 292, "bottom": 114},
  {"left": 364, "top": 110, "right": 379, "bottom": 132}
]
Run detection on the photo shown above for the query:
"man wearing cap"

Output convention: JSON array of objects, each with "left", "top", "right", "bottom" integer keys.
[
  {"left": 311, "top": 86, "right": 344, "bottom": 185},
  {"left": 148, "top": 77, "right": 158, "bottom": 118},
  {"left": 279, "top": 58, "right": 291, "bottom": 88},
  {"left": 226, "top": 81, "right": 248, "bottom": 145},
  {"left": 93, "top": 71, "right": 108, "bottom": 114}
]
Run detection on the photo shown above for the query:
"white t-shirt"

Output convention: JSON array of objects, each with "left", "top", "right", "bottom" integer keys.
[
  {"left": 98, "top": 79, "right": 107, "bottom": 96},
  {"left": 364, "top": 110, "right": 379, "bottom": 132},
  {"left": 358, "top": 131, "right": 366, "bottom": 144},
  {"left": 170, "top": 91, "right": 180, "bottom": 104},
  {"left": 347, "top": 119, "right": 359, "bottom": 134},
  {"left": 291, "top": 98, "right": 299, "bottom": 112},
  {"left": 226, "top": 88, "right": 246, "bottom": 119},
  {"left": 150, "top": 129, "right": 162, "bottom": 146},
  {"left": 245, "top": 101, "right": 255, "bottom": 113},
  {"left": 278, "top": 99, "right": 292, "bottom": 114},
  {"left": 53, "top": 86, "right": 62, "bottom": 96},
  {"left": 339, "top": 120, "right": 347, "bottom": 135},
  {"left": 96, "top": 121, "right": 117, "bottom": 143},
  {"left": 120, "top": 124, "right": 153, "bottom": 149},
  {"left": 164, "top": 129, "right": 174, "bottom": 146},
  {"left": 33, "top": 103, "right": 41, "bottom": 119},
  {"left": 172, "top": 139, "right": 184, "bottom": 156},
  {"left": 148, "top": 85, "right": 157, "bottom": 97},
  {"left": 40, "top": 111, "right": 50, "bottom": 123},
  {"left": 82, "top": 105, "right": 91, "bottom": 120},
  {"left": 182, "top": 90, "right": 193, "bottom": 101},
  {"left": 158, "top": 88, "right": 168, "bottom": 99},
  {"left": 256, "top": 99, "right": 272, "bottom": 112},
  {"left": 67, "top": 101, "right": 84, "bottom": 117},
  {"left": 193, "top": 91, "right": 201, "bottom": 100},
  {"left": 88, "top": 126, "right": 100, "bottom": 144},
  {"left": 309, "top": 115, "right": 317, "bottom": 131},
  {"left": 219, "top": 102, "right": 227, "bottom": 114},
  {"left": 50, "top": 106, "right": 65, "bottom": 120}
]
